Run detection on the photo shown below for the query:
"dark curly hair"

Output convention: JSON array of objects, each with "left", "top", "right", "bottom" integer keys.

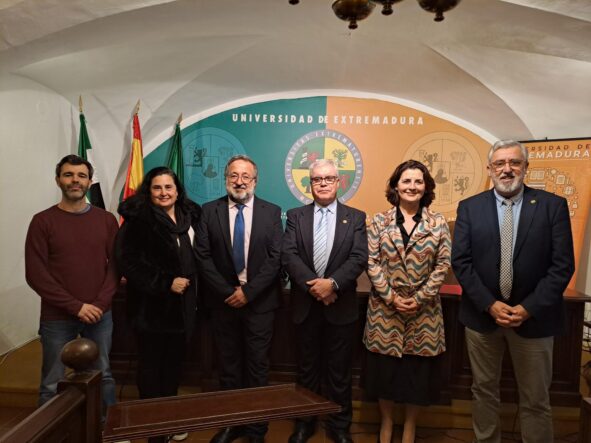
[
  {"left": 136, "top": 166, "right": 188, "bottom": 205},
  {"left": 385, "top": 159, "right": 435, "bottom": 207}
]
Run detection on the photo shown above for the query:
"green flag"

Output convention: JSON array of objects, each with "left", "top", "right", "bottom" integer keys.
[
  {"left": 78, "top": 112, "right": 105, "bottom": 208},
  {"left": 167, "top": 121, "right": 184, "bottom": 184}
]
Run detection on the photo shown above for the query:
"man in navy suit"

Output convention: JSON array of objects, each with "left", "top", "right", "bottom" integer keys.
[
  {"left": 452, "top": 140, "right": 575, "bottom": 443},
  {"left": 282, "top": 159, "right": 368, "bottom": 443},
  {"left": 195, "top": 155, "right": 283, "bottom": 443}
]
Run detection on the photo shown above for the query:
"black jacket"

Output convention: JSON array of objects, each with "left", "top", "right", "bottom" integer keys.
[
  {"left": 116, "top": 197, "right": 201, "bottom": 335},
  {"left": 194, "top": 195, "right": 283, "bottom": 313}
]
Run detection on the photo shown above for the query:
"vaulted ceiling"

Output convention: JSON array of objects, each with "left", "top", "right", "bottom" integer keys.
[{"left": 1, "top": 0, "right": 590, "bottom": 146}]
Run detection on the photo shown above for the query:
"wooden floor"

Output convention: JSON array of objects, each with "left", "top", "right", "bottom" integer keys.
[{"left": 0, "top": 339, "right": 588, "bottom": 442}]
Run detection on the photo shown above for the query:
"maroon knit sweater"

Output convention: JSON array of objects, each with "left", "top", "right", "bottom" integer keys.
[{"left": 25, "top": 205, "right": 119, "bottom": 321}]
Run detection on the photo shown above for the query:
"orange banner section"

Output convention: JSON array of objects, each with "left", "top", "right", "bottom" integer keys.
[
  {"left": 325, "top": 97, "right": 491, "bottom": 220},
  {"left": 523, "top": 138, "right": 591, "bottom": 288}
]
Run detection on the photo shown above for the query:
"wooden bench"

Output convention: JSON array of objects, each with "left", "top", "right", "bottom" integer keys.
[{"left": 103, "top": 383, "right": 340, "bottom": 442}]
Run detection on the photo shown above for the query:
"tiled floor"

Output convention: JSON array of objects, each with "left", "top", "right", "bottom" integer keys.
[
  {"left": 120, "top": 420, "right": 580, "bottom": 442},
  {"left": 0, "top": 408, "right": 582, "bottom": 442}
]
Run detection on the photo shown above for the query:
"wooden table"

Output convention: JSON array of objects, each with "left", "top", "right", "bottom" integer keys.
[{"left": 102, "top": 384, "right": 340, "bottom": 442}]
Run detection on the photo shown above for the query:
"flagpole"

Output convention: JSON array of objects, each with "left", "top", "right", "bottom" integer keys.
[
  {"left": 134, "top": 99, "right": 140, "bottom": 115},
  {"left": 79, "top": 95, "right": 83, "bottom": 114}
]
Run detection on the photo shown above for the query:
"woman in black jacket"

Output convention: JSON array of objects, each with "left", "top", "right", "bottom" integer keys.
[{"left": 116, "top": 167, "right": 201, "bottom": 413}]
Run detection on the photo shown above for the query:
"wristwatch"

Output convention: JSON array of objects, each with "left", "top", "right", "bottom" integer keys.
[{"left": 328, "top": 277, "right": 339, "bottom": 291}]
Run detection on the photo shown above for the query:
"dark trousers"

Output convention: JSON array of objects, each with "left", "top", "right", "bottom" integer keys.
[
  {"left": 136, "top": 330, "right": 186, "bottom": 400},
  {"left": 211, "top": 307, "right": 275, "bottom": 437},
  {"left": 294, "top": 302, "right": 356, "bottom": 432}
]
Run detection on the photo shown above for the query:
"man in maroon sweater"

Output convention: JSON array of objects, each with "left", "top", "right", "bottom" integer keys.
[{"left": 25, "top": 155, "right": 119, "bottom": 418}]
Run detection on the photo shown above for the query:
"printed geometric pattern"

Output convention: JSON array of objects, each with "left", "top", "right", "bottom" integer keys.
[
  {"left": 313, "top": 207, "right": 328, "bottom": 277},
  {"left": 499, "top": 199, "right": 514, "bottom": 300},
  {"left": 363, "top": 207, "right": 451, "bottom": 358}
]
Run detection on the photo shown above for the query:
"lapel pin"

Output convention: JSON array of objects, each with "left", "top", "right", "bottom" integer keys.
[
  {"left": 342, "top": 219, "right": 348, "bottom": 224},
  {"left": 530, "top": 199, "right": 536, "bottom": 204}
]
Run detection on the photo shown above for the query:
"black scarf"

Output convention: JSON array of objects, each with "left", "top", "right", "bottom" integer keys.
[{"left": 151, "top": 204, "right": 196, "bottom": 278}]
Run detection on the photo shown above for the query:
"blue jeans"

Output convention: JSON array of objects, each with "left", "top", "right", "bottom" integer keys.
[{"left": 38, "top": 310, "right": 116, "bottom": 419}]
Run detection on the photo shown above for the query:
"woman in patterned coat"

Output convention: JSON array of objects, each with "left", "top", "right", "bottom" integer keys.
[{"left": 363, "top": 160, "right": 451, "bottom": 443}]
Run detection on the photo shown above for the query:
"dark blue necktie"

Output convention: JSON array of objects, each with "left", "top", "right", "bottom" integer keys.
[{"left": 233, "top": 204, "right": 245, "bottom": 274}]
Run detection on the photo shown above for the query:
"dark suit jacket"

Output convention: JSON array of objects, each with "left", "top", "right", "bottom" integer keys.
[
  {"left": 194, "top": 195, "right": 283, "bottom": 313},
  {"left": 282, "top": 201, "right": 368, "bottom": 325},
  {"left": 451, "top": 185, "right": 575, "bottom": 338}
]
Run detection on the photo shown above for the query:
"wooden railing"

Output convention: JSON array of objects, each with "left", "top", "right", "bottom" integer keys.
[{"left": 0, "top": 339, "right": 101, "bottom": 443}]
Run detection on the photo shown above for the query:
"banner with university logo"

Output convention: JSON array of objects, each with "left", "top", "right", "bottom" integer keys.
[{"left": 145, "top": 96, "right": 492, "bottom": 221}]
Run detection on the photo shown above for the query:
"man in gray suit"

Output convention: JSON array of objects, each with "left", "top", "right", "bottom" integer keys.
[{"left": 282, "top": 159, "right": 368, "bottom": 443}]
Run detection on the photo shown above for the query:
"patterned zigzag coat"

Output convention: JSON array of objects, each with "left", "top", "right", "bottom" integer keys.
[{"left": 363, "top": 206, "right": 451, "bottom": 358}]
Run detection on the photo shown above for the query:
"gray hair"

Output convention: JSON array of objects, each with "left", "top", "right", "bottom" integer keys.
[
  {"left": 309, "top": 159, "right": 337, "bottom": 176},
  {"left": 488, "top": 140, "right": 529, "bottom": 163},
  {"left": 224, "top": 154, "right": 258, "bottom": 178}
]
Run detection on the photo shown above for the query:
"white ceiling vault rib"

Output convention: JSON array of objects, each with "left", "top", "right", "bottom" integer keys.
[
  {"left": 0, "top": 0, "right": 178, "bottom": 50},
  {"left": 500, "top": 0, "right": 591, "bottom": 22}
]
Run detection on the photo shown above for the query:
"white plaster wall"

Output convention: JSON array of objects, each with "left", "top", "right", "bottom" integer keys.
[{"left": 0, "top": 75, "right": 75, "bottom": 354}]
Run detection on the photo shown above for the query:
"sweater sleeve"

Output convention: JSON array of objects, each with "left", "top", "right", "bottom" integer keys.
[
  {"left": 92, "top": 212, "right": 120, "bottom": 312},
  {"left": 25, "top": 214, "right": 83, "bottom": 316}
]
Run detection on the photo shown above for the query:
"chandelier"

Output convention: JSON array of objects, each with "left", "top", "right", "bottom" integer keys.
[{"left": 288, "top": 0, "right": 462, "bottom": 30}]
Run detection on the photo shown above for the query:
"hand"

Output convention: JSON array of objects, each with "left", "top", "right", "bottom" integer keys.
[
  {"left": 322, "top": 292, "right": 338, "bottom": 306},
  {"left": 171, "top": 277, "right": 191, "bottom": 294},
  {"left": 392, "top": 296, "right": 419, "bottom": 314},
  {"left": 77, "top": 303, "right": 103, "bottom": 324},
  {"left": 225, "top": 286, "right": 248, "bottom": 308},
  {"left": 306, "top": 278, "right": 334, "bottom": 302},
  {"left": 507, "top": 304, "right": 530, "bottom": 327},
  {"left": 488, "top": 301, "right": 517, "bottom": 328}
]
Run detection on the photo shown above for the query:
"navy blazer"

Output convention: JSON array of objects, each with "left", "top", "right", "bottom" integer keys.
[
  {"left": 451, "top": 185, "right": 575, "bottom": 338},
  {"left": 281, "top": 201, "right": 368, "bottom": 325},
  {"left": 194, "top": 195, "right": 283, "bottom": 313}
]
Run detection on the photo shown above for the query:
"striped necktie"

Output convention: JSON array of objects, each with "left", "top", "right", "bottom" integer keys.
[
  {"left": 313, "top": 207, "right": 329, "bottom": 278},
  {"left": 499, "top": 199, "right": 514, "bottom": 300}
]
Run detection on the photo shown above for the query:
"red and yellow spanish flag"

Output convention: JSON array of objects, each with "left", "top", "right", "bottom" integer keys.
[{"left": 123, "top": 106, "right": 144, "bottom": 200}]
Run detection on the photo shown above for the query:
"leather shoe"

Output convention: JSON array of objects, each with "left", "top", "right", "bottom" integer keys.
[
  {"left": 288, "top": 422, "right": 314, "bottom": 443},
  {"left": 327, "top": 428, "right": 353, "bottom": 443},
  {"left": 209, "top": 426, "right": 245, "bottom": 443}
]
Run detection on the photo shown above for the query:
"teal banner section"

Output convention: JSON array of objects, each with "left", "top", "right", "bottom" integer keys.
[{"left": 146, "top": 97, "right": 327, "bottom": 211}]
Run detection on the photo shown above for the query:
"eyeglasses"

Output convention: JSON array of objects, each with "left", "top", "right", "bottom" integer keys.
[
  {"left": 489, "top": 159, "right": 525, "bottom": 171},
  {"left": 310, "top": 175, "right": 338, "bottom": 186},
  {"left": 227, "top": 173, "right": 256, "bottom": 184}
]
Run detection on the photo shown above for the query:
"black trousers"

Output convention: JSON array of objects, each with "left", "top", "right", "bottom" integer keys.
[
  {"left": 211, "top": 307, "right": 275, "bottom": 437},
  {"left": 136, "top": 330, "right": 186, "bottom": 443},
  {"left": 294, "top": 302, "right": 356, "bottom": 432},
  {"left": 136, "top": 330, "right": 186, "bottom": 399}
]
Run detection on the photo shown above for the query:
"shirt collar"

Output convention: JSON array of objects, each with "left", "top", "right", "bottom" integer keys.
[
  {"left": 395, "top": 206, "right": 423, "bottom": 224},
  {"left": 493, "top": 187, "right": 524, "bottom": 205},
  {"left": 228, "top": 195, "right": 254, "bottom": 209},
  {"left": 314, "top": 199, "right": 338, "bottom": 214}
]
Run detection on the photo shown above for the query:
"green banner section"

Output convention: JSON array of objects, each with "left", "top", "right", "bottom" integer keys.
[{"left": 146, "top": 97, "right": 327, "bottom": 211}]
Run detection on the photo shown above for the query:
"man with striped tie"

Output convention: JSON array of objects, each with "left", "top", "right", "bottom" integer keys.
[
  {"left": 452, "top": 140, "right": 575, "bottom": 443},
  {"left": 195, "top": 155, "right": 283, "bottom": 443},
  {"left": 282, "top": 159, "right": 368, "bottom": 443}
]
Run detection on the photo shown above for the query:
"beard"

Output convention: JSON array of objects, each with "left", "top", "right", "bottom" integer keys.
[
  {"left": 59, "top": 182, "right": 89, "bottom": 202},
  {"left": 227, "top": 184, "right": 253, "bottom": 204},
  {"left": 491, "top": 172, "right": 524, "bottom": 197}
]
